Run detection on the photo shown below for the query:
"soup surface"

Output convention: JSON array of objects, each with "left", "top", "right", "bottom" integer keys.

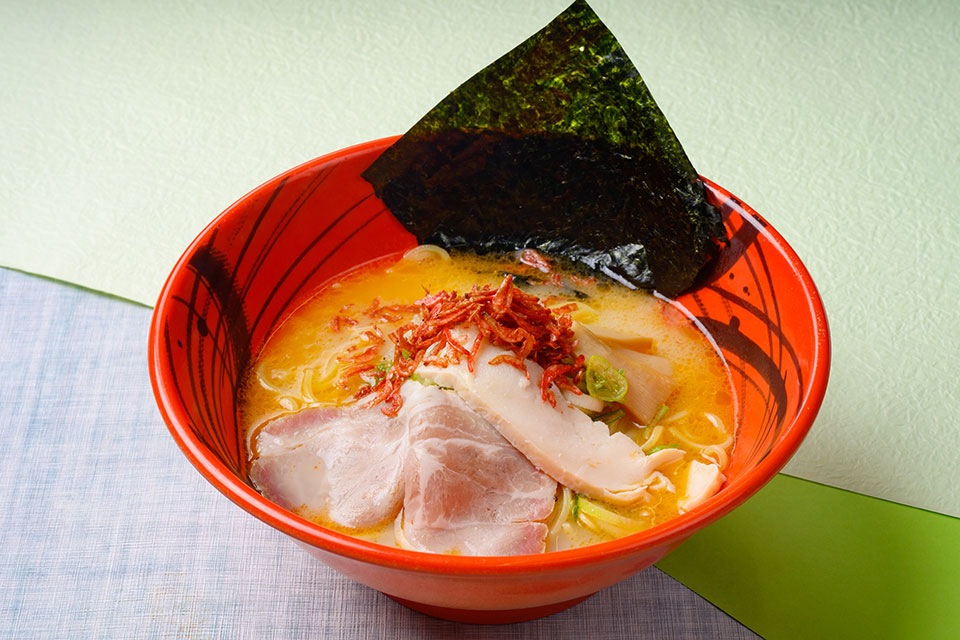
[{"left": 241, "top": 248, "right": 734, "bottom": 553}]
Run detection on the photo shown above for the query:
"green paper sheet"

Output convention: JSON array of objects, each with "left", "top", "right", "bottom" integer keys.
[{"left": 658, "top": 475, "right": 960, "bottom": 639}]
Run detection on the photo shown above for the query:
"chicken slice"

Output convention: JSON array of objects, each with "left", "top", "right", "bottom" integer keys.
[
  {"left": 249, "top": 405, "right": 406, "bottom": 530},
  {"left": 397, "top": 383, "right": 557, "bottom": 555},
  {"left": 415, "top": 336, "right": 684, "bottom": 506}
]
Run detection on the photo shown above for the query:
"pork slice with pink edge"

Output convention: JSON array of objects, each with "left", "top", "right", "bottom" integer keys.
[{"left": 395, "top": 382, "right": 557, "bottom": 556}]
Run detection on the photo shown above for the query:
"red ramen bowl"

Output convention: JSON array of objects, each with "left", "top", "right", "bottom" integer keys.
[{"left": 148, "top": 137, "right": 829, "bottom": 624}]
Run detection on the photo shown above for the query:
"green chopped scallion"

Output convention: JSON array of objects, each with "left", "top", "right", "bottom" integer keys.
[
  {"left": 648, "top": 444, "right": 681, "bottom": 453},
  {"left": 408, "top": 372, "right": 452, "bottom": 390},
  {"left": 596, "top": 408, "right": 625, "bottom": 428},
  {"left": 584, "top": 355, "right": 628, "bottom": 402},
  {"left": 648, "top": 403, "right": 669, "bottom": 427},
  {"left": 408, "top": 372, "right": 433, "bottom": 385}
]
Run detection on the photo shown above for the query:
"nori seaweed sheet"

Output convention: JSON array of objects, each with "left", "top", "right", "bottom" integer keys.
[{"left": 362, "top": 0, "right": 726, "bottom": 297}]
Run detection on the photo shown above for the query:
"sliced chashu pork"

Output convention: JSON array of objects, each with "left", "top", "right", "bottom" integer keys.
[
  {"left": 249, "top": 405, "right": 406, "bottom": 529},
  {"left": 248, "top": 383, "right": 558, "bottom": 555},
  {"left": 397, "top": 383, "right": 557, "bottom": 555},
  {"left": 416, "top": 334, "right": 684, "bottom": 506}
]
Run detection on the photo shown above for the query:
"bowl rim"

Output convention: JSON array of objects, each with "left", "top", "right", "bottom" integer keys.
[{"left": 148, "top": 136, "right": 831, "bottom": 575}]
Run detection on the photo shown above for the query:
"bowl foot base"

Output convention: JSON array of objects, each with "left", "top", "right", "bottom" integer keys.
[{"left": 387, "top": 593, "right": 595, "bottom": 624}]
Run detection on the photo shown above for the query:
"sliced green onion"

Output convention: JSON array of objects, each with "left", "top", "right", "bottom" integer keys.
[
  {"left": 648, "top": 403, "right": 669, "bottom": 427},
  {"left": 596, "top": 408, "right": 625, "bottom": 428},
  {"left": 648, "top": 444, "right": 681, "bottom": 454},
  {"left": 408, "top": 372, "right": 431, "bottom": 385},
  {"left": 584, "top": 355, "right": 628, "bottom": 402},
  {"left": 408, "top": 372, "right": 452, "bottom": 390}
]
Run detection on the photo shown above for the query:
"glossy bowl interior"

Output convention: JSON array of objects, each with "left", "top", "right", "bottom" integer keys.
[{"left": 148, "top": 137, "right": 830, "bottom": 623}]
